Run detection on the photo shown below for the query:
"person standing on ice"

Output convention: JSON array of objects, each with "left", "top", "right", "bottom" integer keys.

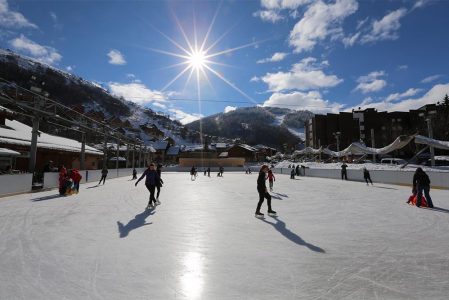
[
  {"left": 295, "top": 165, "right": 300, "bottom": 176},
  {"left": 341, "top": 162, "right": 348, "bottom": 180},
  {"left": 207, "top": 167, "right": 211, "bottom": 177},
  {"left": 412, "top": 168, "right": 434, "bottom": 208},
  {"left": 98, "top": 167, "right": 108, "bottom": 185},
  {"left": 363, "top": 167, "right": 373, "bottom": 185},
  {"left": 190, "top": 166, "right": 196, "bottom": 180},
  {"left": 132, "top": 168, "right": 137, "bottom": 180},
  {"left": 135, "top": 163, "right": 160, "bottom": 209},
  {"left": 267, "top": 169, "right": 275, "bottom": 191},
  {"left": 255, "top": 165, "right": 276, "bottom": 218},
  {"left": 70, "top": 169, "right": 82, "bottom": 194},
  {"left": 155, "top": 164, "right": 163, "bottom": 205},
  {"left": 290, "top": 168, "right": 295, "bottom": 179}
]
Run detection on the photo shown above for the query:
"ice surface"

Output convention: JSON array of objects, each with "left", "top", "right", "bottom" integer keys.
[{"left": 0, "top": 173, "right": 449, "bottom": 299}]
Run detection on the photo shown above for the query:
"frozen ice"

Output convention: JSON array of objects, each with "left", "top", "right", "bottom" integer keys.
[{"left": 0, "top": 173, "right": 448, "bottom": 299}]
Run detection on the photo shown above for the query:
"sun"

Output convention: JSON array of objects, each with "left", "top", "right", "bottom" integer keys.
[{"left": 188, "top": 50, "right": 207, "bottom": 70}]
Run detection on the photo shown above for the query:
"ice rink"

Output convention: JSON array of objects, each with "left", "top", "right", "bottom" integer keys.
[{"left": 1, "top": 172, "right": 449, "bottom": 300}]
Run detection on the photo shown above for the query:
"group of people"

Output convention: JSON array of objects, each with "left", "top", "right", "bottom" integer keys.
[
  {"left": 190, "top": 166, "right": 223, "bottom": 179},
  {"left": 340, "top": 162, "right": 373, "bottom": 185},
  {"left": 58, "top": 165, "right": 82, "bottom": 196}
]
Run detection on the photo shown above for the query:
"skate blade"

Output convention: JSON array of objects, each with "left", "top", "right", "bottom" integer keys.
[
  {"left": 268, "top": 213, "right": 277, "bottom": 217},
  {"left": 255, "top": 215, "right": 265, "bottom": 219}
]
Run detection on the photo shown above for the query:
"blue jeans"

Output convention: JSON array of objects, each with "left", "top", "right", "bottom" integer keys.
[{"left": 417, "top": 185, "right": 433, "bottom": 207}]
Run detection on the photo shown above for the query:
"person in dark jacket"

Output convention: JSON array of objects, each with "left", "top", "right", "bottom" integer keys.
[
  {"left": 363, "top": 167, "right": 373, "bottom": 185},
  {"left": 98, "top": 167, "right": 108, "bottom": 185},
  {"left": 156, "top": 164, "right": 164, "bottom": 204},
  {"left": 255, "top": 165, "right": 276, "bottom": 218},
  {"left": 341, "top": 162, "right": 348, "bottom": 180},
  {"left": 135, "top": 163, "right": 160, "bottom": 209},
  {"left": 295, "top": 165, "right": 300, "bottom": 176},
  {"left": 132, "top": 168, "right": 137, "bottom": 180},
  {"left": 207, "top": 167, "right": 211, "bottom": 177},
  {"left": 412, "top": 167, "right": 434, "bottom": 208}
]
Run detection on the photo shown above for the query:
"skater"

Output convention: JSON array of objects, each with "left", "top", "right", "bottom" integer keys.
[
  {"left": 267, "top": 169, "right": 275, "bottom": 191},
  {"left": 135, "top": 163, "right": 160, "bottom": 209},
  {"left": 295, "top": 165, "right": 300, "bottom": 176},
  {"left": 99, "top": 167, "right": 108, "bottom": 185},
  {"left": 255, "top": 165, "right": 276, "bottom": 218},
  {"left": 207, "top": 167, "right": 211, "bottom": 177},
  {"left": 190, "top": 166, "right": 196, "bottom": 180},
  {"left": 58, "top": 165, "right": 67, "bottom": 195},
  {"left": 341, "top": 162, "right": 348, "bottom": 180},
  {"left": 290, "top": 168, "right": 295, "bottom": 179},
  {"left": 412, "top": 167, "right": 434, "bottom": 208},
  {"left": 363, "top": 167, "right": 373, "bottom": 185},
  {"left": 156, "top": 164, "right": 164, "bottom": 204},
  {"left": 70, "top": 169, "right": 82, "bottom": 194},
  {"left": 220, "top": 166, "right": 224, "bottom": 177},
  {"left": 132, "top": 168, "right": 137, "bottom": 180},
  {"left": 204, "top": 169, "right": 207, "bottom": 176}
]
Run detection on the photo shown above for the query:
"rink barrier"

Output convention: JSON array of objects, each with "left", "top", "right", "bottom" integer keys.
[
  {"left": 0, "top": 173, "right": 34, "bottom": 197},
  {"left": 273, "top": 167, "right": 449, "bottom": 189}
]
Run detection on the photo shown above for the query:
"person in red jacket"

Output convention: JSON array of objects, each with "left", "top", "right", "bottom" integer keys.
[
  {"left": 58, "top": 165, "right": 67, "bottom": 195},
  {"left": 267, "top": 169, "right": 275, "bottom": 191},
  {"left": 70, "top": 169, "right": 82, "bottom": 194}
]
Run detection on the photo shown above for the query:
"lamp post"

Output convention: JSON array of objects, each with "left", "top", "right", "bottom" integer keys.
[
  {"left": 333, "top": 131, "right": 341, "bottom": 160},
  {"left": 419, "top": 111, "right": 436, "bottom": 167}
]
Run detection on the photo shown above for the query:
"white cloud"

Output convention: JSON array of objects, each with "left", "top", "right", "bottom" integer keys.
[
  {"left": 354, "top": 71, "right": 387, "bottom": 94},
  {"left": 421, "top": 74, "right": 442, "bottom": 84},
  {"left": 224, "top": 106, "right": 237, "bottom": 113},
  {"left": 9, "top": 35, "right": 62, "bottom": 65},
  {"left": 257, "top": 52, "right": 288, "bottom": 64},
  {"left": 288, "top": 0, "right": 358, "bottom": 53},
  {"left": 352, "top": 83, "right": 449, "bottom": 112},
  {"left": 126, "top": 73, "right": 136, "bottom": 79},
  {"left": 262, "top": 90, "right": 343, "bottom": 113},
  {"left": 412, "top": 0, "right": 433, "bottom": 10},
  {"left": 107, "top": 49, "right": 126, "bottom": 65},
  {"left": 261, "top": 0, "right": 311, "bottom": 10},
  {"left": 250, "top": 76, "right": 260, "bottom": 82},
  {"left": 253, "top": 10, "right": 284, "bottom": 23},
  {"left": 397, "top": 65, "right": 408, "bottom": 70},
  {"left": 385, "top": 88, "right": 422, "bottom": 102},
  {"left": 0, "top": 0, "right": 37, "bottom": 29},
  {"left": 342, "top": 32, "right": 360, "bottom": 47},
  {"left": 66, "top": 65, "right": 74, "bottom": 72},
  {"left": 361, "top": 8, "right": 407, "bottom": 44},
  {"left": 261, "top": 57, "right": 343, "bottom": 92},
  {"left": 152, "top": 102, "right": 167, "bottom": 109},
  {"left": 168, "top": 108, "right": 203, "bottom": 125},
  {"left": 108, "top": 82, "right": 166, "bottom": 105}
]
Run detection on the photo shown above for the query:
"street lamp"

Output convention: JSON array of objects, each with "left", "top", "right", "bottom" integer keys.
[
  {"left": 419, "top": 110, "right": 436, "bottom": 167},
  {"left": 333, "top": 131, "right": 341, "bottom": 161}
]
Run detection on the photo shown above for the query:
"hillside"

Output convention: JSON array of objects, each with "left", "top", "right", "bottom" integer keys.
[
  {"left": 0, "top": 49, "right": 199, "bottom": 145},
  {"left": 186, "top": 107, "right": 314, "bottom": 149}
]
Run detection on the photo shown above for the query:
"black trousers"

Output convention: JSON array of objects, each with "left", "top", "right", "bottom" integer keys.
[
  {"left": 145, "top": 183, "right": 156, "bottom": 205},
  {"left": 364, "top": 175, "right": 372, "bottom": 184},
  {"left": 341, "top": 171, "right": 347, "bottom": 180},
  {"left": 99, "top": 175, "right": 107, "bottom": 185},
  {"left": 256, "top": 189, "right": 272, "bottom": 212},
  {"left": 156, "top": 185, "right": 161, "bottom": 198}
]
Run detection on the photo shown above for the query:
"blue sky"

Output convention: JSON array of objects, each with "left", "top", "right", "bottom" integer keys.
[{"left": 1, "top": 0, "right": 449, "bottom": 124}]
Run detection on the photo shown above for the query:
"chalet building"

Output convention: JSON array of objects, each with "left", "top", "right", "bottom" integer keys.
[
  {"left": 0, "top": 118, "right": 103, "bottom": 172},
  {"left": 253, "top": 144, "right": 278, "bottom": 161},
  {"left": 227, "top": 144, "right": 258, "bottom": 162},
  {"left": 140, "top": 123, "right": 164, "bottom": 139},
  {"left": 166, "top": 146, "right": 181, "bottom": 163},
  {"left": 152, "top": 141, "right": 170, "bottom": 163}
]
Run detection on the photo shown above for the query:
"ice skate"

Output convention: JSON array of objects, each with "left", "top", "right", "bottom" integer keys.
[
  {"left": 156, "top": 199, "right": 161, "bottom": 205},
  {"left": 267, "top": 210, "right": 277, "bottom": 217},
  {"left": 255, "top": 211, "right": 264, "bottom": 219}
]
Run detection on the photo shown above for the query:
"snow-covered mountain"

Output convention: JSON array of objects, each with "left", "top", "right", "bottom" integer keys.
[
  {"left": 186, "top": 107, "right": 314, "bottom": 148},
  {"left": 0, "top": 49, "right": 200, "bottom": 146}
]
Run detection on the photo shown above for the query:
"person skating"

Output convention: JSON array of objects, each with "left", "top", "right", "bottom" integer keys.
[
  {"left": 295, "top": 165, "right": 300, "bottom": 176},
  {"left": 290, "top": 168, "right": 295, "bottom": 179},
  {"left": 135, "top": 163, "right": 160, "bottom": 209},
  {"left": 267, "top": 169, "right": 275, "bottom": 191},
  {"left": 132, "top": 168, "right": 137, "bottom": 180},
  {"left": 412, "top": 167, "right": 434, "bottom": 208},
  {"left": 207, "top": 167, "right": 211, "bottom": 177},
  {"left": 255, "top": 165, "right": 276, "bottom": 218},
  {"left": 341, "top": 162, "right": 348, "bottom": 180},
  {"left": 99, "top": 167, "right": 108, "bottom": 185},
  {"left": 155, "top": 164, "right": 164, "bottom": 205},
  {"left": 363, "top": 167, "right": 373, "bottom": 185},
  {"left": 220, "top": 166, "right": 224, "bottom": 177},
  {"left": 58, "top": 165, "right": 67, "bottom": 195},
  {"left": 70, "top": 169, "right": 82, "bottom": 194},
  {"left": 190, "top": 166, "right": 196, "bottom": 180}
]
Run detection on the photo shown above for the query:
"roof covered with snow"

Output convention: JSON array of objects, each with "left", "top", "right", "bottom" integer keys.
[
  {"left": 0, "top": 120, "right": 103, "bottom": 155},
  {"left": 231, "top": 144, "right": 257, "bottom": 152},
  {"left": 151, "top": 141, "right": 169, "bottom": 151},
  {"left": 0, "top": 148, "right": 20, "bottom": 156},
  {"left": 166, "top": 146, "right": 180, "bottom": 156}
]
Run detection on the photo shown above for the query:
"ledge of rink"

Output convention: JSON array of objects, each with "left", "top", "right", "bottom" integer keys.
[{"left": 1, "top": 166, "right": 448, "bottom": 198}]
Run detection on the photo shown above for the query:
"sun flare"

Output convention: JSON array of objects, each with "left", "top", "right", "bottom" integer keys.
[{"left": 188, "top": 50, "right": 207, "bottom": 70}]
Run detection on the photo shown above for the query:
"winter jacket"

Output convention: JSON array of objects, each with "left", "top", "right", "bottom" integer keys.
[
  {"left": 267, "top": 171, "right": 275, "bottom": 181},
  {"left": 257, "top": 171, "right": 267, "bottom": 192},
  {"left": 70, "top": 170, "right": 82, "bottom": 183},
  {"left": 413, "top": 171, "right": 430, "bottom": 188},
  {"left": 137, "top": 168, "right": 160, "bottom": 186},
  {"left": 102, "top": 169, "right": 108, "bottom": 176}
]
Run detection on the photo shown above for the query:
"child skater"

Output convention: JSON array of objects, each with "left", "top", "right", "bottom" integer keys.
[
  {"left": 267, "top": 169, "right": 275, "bottom": 191},
  {"left": 135, "top": 163, "right": 160, "bottom": 209},
  {"left": 255, "top": 165, "right": 276, "bottom": 218}
]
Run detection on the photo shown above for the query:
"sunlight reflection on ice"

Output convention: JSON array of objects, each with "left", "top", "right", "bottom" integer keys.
[{"left": 180, "top": 252, "right": 204, "bottom": 299}]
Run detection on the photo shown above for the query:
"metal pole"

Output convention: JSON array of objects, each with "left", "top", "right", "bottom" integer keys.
[
  {"left": 28, "top": 114, "right": 40, "bottom": 174},
  {"left": 427, "top": 118, "right": 435, "bottom": 167},
  {"left": 132, "top": 145, "right": 135, "bottom": 169},
  {"left": 103, "top": 128, "right": 108, "bottom": 169},
  {"left": 126, "top": 144, "right": 130, "bottom": 168},
  {"left": 318, "top": 139, "right": 321, "bottom": 161},
  {"left": 336, "top": 134, "right": 340, "bottom": 161},
  {"left": 370, "top": 128, "right": 376, "bottom": 163},
  {"left": 138, "top": 145, "right": 142, "bottom": 168},
  {"left": 115, "top": 139, "right": 120, "bottom": 170},
  {"left": 80, "top": 132, "right": 86, "bottom": 170}
]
